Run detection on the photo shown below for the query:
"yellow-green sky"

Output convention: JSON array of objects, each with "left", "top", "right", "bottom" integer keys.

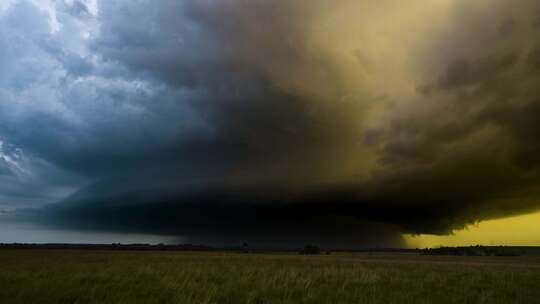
[{"left": 406, "top": 211, "right": 540, "bottom": 248}]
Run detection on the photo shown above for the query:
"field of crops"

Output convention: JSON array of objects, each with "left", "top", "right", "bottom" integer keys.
[{"left": 1, "top": 250, "right": 539, "bottom": 304}]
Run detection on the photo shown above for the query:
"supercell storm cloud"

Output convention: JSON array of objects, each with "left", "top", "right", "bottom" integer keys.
[{"left": 1, "top": 0, "right": 540, "bottom": 247}]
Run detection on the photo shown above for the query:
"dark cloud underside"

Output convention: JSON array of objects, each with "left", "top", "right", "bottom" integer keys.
[{"left": 2, "top": 0, "right": 540, "bottom": 246}]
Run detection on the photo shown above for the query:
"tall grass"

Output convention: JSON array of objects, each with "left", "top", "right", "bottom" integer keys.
[{"left": 0, "top": 250, "right": 539, "bottom": 304}]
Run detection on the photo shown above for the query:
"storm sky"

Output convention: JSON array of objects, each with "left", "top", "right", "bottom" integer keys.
[{"left": 1, "top": 0, "right": 540, "bottom": 247}]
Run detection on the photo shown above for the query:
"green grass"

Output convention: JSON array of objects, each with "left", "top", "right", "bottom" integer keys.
[{"left": 0, "top": 250, "right": 539, "bottom": 304}]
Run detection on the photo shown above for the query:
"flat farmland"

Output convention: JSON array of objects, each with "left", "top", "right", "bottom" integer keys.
[{"left": 0, "top": 250, "right": 539, "bottom": 304}]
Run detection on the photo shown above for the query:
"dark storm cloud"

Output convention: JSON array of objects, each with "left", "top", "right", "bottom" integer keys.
[
  {"left": 4, "top": 0, "right": 540, "bottom": 245},
  {"left": 362, "top": 0, "right": 540, "bottom": 233},
  {"left": 25, "top": 180, "right": 404, "bottom": 248},
  {"left": 0, "top": 1, "right": 207, "bottom": 179},
  {"left": 1, "top": 0, "right": 378, "bottom": 246},
  {"left": 83, "top": 0, "right": 370, "bottom": 179}
]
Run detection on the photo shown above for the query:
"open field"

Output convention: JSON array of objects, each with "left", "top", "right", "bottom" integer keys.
[{"left": 1, "top": 250, "right": 539, "bottom": 304}]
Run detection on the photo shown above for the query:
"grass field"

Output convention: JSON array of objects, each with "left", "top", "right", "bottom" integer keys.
[{"left": 1, "top": 250, "right": 539, "bottom": 304}]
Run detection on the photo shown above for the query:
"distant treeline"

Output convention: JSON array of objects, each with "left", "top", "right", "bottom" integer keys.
[
  {"left": 423, "top": 246, "right": 540, "bottom": 256},
  {"left": 2, "top": 243, "right": 539, "bottom": 256}
]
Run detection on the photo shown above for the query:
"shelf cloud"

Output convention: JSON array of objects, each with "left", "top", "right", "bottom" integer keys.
[{"left": 2, "top": 0, "right": 540, "bottom": 246}]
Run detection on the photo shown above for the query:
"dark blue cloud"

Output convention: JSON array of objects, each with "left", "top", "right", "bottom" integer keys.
[{"left": 2, "top": 0, "right": 540, "bottom": 246}]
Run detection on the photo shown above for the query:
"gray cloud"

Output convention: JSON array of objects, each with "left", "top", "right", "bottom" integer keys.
[{"left": 2, "top": 0, "right": 540, "bottom": 246}]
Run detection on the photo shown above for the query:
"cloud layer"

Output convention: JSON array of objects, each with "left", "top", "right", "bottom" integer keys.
[{"left": 2, "top": 0, "right": 540, "bottom": 246}]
